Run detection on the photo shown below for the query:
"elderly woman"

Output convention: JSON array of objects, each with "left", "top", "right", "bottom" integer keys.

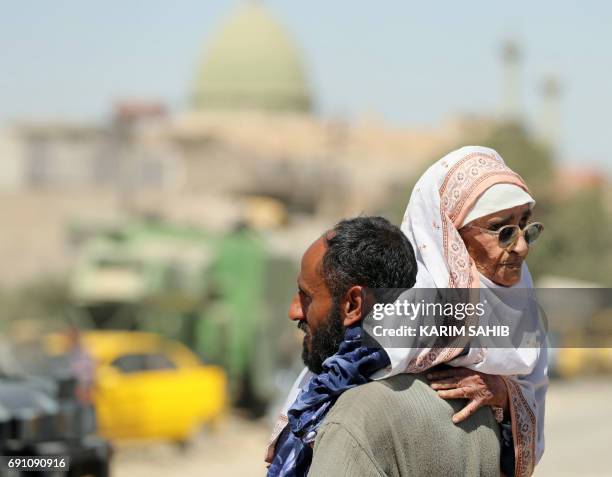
[{"left": 395, "top": 145, "right": 548, "bottom": 477}]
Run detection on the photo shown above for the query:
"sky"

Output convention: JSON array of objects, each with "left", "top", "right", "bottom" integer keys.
[{"left": 1, "top": 1, "right": 611, "bottom": 170}]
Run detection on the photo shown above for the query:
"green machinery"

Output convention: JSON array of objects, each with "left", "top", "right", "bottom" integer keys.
[{"left": 68, "top": 219, "right": 298, "bottom": 415}]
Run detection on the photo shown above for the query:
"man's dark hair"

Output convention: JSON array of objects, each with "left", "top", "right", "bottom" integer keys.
[
  {"left": 321, "top": 216, "right": 417, "bottom": 300},
  {"left": 301, "top": 216, "right": 416, "bottom": 374}
]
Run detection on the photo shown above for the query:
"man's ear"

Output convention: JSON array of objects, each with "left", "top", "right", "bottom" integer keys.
[{"left": 341, "top": 285, "right": 363, "bottom": 327}]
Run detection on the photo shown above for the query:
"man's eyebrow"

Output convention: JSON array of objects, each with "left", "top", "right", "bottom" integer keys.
[{"left": 297, "top": 278, "right": 310, "bottom": 294}]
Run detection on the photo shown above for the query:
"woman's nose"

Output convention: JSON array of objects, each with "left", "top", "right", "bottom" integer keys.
[
  {"left": 288, "top": 294, "right": 305, "bottom": 322},
  {"left": 511, "top": 233, "right": 529, "bottom": 257}
]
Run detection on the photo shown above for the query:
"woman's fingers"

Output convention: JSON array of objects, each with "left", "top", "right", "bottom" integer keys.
[
  {"left": 429, "top": 378, "right": 462, "bottom": 390},
  {"left": 452, "top": 398, "right": 484, "bottom": 424},
  {"left": 436, "top": 388, "right": 470, "bottom": 400},
  {"left": 430, "top": 370, "right": 502, "bottom": 425}
]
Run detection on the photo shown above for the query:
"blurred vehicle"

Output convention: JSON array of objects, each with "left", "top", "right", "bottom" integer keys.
[
  {"left": 549, "top": 347, "right": 612, "bottom": 378},
  {"left": 66, "top": 219, "right": 297, "bottom": 416},
  {"left": 46, "top": 330, "right": 227, "bottom": 442},
  {"left": 0, "top": 339, "right": 111, "bottom": 477},
  {"left": 546, "top": 302, "right": 612, "bottom": 378}
]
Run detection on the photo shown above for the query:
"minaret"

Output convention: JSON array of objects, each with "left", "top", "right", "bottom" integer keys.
[
  {"left": 500, "top": 39, "right": 521, "bottom": 123},
  {"left": 537, "top": 75, "right": 562, "bottom": 156}
]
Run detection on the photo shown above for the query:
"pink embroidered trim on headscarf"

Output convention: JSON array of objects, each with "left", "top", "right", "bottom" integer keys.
[{"left": 438, "top": 150, "right": 530, "bottom": 288}]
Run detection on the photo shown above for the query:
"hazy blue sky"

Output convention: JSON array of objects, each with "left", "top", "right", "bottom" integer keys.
[{"left": 1, "top": 1, "right": 611, "bottom": 169}]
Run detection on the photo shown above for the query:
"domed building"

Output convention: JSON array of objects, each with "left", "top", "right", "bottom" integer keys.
[
  {"left": 193, "top": 2, "right": 312, "bottom": 113},
  {"left": 0, "top": 1, "right": 473, "bottom": 285}
]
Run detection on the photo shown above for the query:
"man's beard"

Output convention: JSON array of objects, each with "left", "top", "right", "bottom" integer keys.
[{"left": 300, "top": 302, "right": 345, "bottom": 374}]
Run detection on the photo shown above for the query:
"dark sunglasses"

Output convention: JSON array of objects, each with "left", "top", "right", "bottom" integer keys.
[{"left": 462, "top": 222, "right": 544, "bottom": 249}]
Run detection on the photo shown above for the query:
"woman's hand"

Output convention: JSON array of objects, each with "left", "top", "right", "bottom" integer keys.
[{"left": 426, "top": 367, "right": 508, "bottom": 424}]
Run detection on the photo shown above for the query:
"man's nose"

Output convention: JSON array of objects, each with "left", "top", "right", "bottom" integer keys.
[{"left": 288, "top": 294, "right": 305, "bottom": 322}]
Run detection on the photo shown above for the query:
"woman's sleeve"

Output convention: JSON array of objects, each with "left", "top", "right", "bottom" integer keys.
[
  {"left": 520, "top": 342, "right": 548, "bottom": 463},
  {"left": 503, "top": 342, "right": 548, "bottom": 477}
]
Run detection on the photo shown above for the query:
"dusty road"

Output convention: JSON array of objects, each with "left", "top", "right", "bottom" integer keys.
[
  {"left": 535, "top": 379, "right": 612, "bottom": 476},
  {"left": 112, "top": 378, "right": 612, "bottom": 476}
]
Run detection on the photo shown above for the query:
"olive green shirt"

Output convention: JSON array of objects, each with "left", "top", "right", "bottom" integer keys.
[{"left": 309, "top": 374, "right": 501, "bottom": 477}]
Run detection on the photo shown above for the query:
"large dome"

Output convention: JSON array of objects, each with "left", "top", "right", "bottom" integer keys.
[{"left": 193, "top": 3, "right": 312, "bottom": 113}]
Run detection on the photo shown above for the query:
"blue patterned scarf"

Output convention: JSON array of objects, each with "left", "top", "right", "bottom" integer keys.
[{"left": 267, "top": 325, "right": 390, "bottom": 477}]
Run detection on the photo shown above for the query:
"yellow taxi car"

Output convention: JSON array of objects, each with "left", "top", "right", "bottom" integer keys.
[{"left": 46, "top": 331, "right": 227, "bottom": 442}]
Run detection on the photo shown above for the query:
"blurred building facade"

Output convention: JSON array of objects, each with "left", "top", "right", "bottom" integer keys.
[{"left": 0, "top": 2, "right": 491, "bottom": 285}]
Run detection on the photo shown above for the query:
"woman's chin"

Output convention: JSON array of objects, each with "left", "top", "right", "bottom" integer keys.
[{"left": 493, "top": 267, "right": 522, "bottom": 287}]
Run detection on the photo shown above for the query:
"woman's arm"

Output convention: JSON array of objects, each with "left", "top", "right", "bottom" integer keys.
[
  {"left": 427, "top": 344, "right": 548, "bottom": 477},
  {"left": 427, "top": 368, "right": 517, "bottom": 476}
]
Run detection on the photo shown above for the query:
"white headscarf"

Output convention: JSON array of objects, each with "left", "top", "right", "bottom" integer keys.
[
  {"left": 384, "top": 146, "right": 539, "bottom": 369},
  {"left": 394, "top": 146, "right": 547, "bottom": 475},
  {"left": 461, "top": 183, "right": 535, "bottom": 227}
]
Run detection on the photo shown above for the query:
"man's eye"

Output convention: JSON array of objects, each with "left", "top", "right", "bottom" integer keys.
[{"left": 488, "top": 223, "right": 503, "bottom": 232}]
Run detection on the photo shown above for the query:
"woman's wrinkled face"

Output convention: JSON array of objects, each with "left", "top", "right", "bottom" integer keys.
[{"left": 458, "top": 204, "right": 532, "bottom": 287}]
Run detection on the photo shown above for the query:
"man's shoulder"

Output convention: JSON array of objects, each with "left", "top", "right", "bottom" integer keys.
[
  {"left": 330, "top": 374, "right": 444, "bottom": 414},
  {"left": 324, "top": 374, "right": 452, "bottom": 432},
  {"left": 312, "top": 374, "right": 501, "bottom": 477},
  {"left": 321, "top": 372, "right": 499, "bottom": 438}
]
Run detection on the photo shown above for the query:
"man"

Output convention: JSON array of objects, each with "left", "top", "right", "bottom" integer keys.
[{"left": 267, "top": 216, "right": 501, "bottom": 477}]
